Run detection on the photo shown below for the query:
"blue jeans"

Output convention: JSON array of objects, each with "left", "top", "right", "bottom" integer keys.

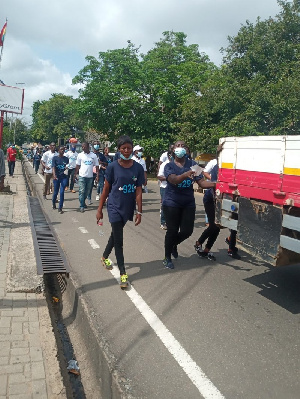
[
  {"left": 160, "top": 187, "right": 166, "bottom": 225},
  {"left": 97, "top": 172, "right": 105, "bottom": 195},
  {"left": 78, "top": 176, "right": 93, "bottom": 208},
  {"left": 52, "top": 176, "right": 68, "bottom": 209}
]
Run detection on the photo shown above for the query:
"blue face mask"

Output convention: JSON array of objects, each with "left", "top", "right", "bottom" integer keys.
[
  {"left": 94, "top": 145, "right": 100, "bottom": 150},
  {"left": 120, "top": 153, "right": 133, "bottom": 161},
  {"left": 137, "top": 151, "right": 143, "bottom": 158},
  {"left": 174, "top": 147, "right": 186, "bottom": 158}
]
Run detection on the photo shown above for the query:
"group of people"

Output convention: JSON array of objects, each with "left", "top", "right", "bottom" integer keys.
[
  {"left": 25, "top": 136, "right": 239, "bottom": 289},
  {"left": 40, "top": 141, "right": 113, "bottom": 214},
  {"left": 93, "top": 136, "right": 239, "bottom": 289}
]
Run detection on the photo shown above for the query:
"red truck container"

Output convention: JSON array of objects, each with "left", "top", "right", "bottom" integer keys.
[{"left": 215, "top": 135, "right": 300, "bottom": 266}]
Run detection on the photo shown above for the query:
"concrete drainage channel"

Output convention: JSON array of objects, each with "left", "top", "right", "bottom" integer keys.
[
  {"left": 23, "top": 161, "right": 131, "bottom": 399},
  {"left": 23, "top": 162, "right": 86, "bottom": 398}
]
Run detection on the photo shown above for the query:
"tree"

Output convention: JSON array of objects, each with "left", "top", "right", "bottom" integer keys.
[
  {"left": 31, "top": 94, "right": 85, "bottom": 144},
  {"left": 72, "top": 32, "right": 215, "bottom": 150},
  {"left": 178, "top": 0, "right": 300, "bottom": 152}
]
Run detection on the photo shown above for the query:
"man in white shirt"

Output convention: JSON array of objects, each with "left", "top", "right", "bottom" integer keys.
[
  {"left": 132, "top": 145, "right": 147, "bottom": 192},
  {"left": 74, "top": 142, "right": 99, "bottom": 212},
  {"left": 41, "top": 142, "right": 58, "bottom": 199},
  {"left": 158, "top": 144, "right": 174, "bottom": 168},
  {"left": 157, "top": 151, "right": 172, "bottom": 229},
  {"left": 65, "top": 144, "right": 79, "bottom": 193}
]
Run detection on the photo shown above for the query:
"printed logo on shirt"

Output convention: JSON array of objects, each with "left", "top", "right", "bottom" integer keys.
[
  {"left": 84, "top": 160, "right": 93, "bottom": 165},
  {"left": 119, "top": 184, "right": 136, "bottom": 193},
  {"left": 132, "top": 176, "right": 137, "bottom": 181},
  {"left": 57, "top": 164, "right": 66, "bottom": 170},
  {"left": 178, "top": 179, "right": 193, "bottom": 188}
]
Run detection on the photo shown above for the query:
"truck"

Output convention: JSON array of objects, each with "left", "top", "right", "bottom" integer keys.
[{"left": 215, "top": 135, "right": 300, "bottom": 266}]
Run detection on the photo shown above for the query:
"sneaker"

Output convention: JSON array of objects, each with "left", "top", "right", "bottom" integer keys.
[
  {"left": 88, "top": 199, "right": 93, "bottom": 205},
  {"left": 160, "top": 224, "right": 167, "bottom": 230},
  {"left": 194, "top": 242, "right": 204, "bottom": 256},
  {"left": 52, "top": 203, "right": 56, "bottom": 209},
  {"left": 83, "top": 204, "right": 87, "bottom": 209},
  {"left": 228, "top": 250, "right": 241, "bottom": 260},
  {"left": 198, "top": 251, "right": 216, "bottom": 261},
  {"left": 171, "top": 246, "right": 178, "bottom": 259},
  {"left": 96, "top": 195, "right": 100, "bottom": 201},
  {"left": 101, "top": 257, "right": 113, "bottom": 270},
  {"left": 80, "top": 207, "right": 84, "bottom": 213},
  {"left": 163, "top": 257, "right": 174, "bottom": 269},
  {"left": 225, "top": 237, "right": 239, "bottom": 253},
  {"left": 120, "top": 273, "right": 129, "bottom": 288},
  {"left": 58, "top": 208, "right": 63, "bottom": 214}
]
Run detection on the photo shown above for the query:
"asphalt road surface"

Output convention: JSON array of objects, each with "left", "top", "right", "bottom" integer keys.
[{"left": 27, "top": 161, "right": 300, "bottom": 399}]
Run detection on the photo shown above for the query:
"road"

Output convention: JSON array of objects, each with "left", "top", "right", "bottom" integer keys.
[{"left": 27, "top": 161, "right": 300, "bottom": 399}]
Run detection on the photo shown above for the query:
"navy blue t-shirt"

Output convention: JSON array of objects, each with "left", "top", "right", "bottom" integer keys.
[
  {"left": 52, "top": 156, "right": 69, "bottom": 179},
  {"left": 97, "top": 152, "right": 108, "bottom": 175},
  {"left": 105, "top": 160, "right": 145, "bottom": 223},
  {"left": 203, "top": 163, "right": 218, "bottom": 204},
  {"left": 163, "top": 159, "right": 203, "bottom": 208}
]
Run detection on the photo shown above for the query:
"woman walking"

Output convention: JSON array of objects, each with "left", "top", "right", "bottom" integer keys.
[
  {"left": 96, "top": 135, "right": 144, "bottom": 288},
  {"left": 162, "top": 140, "right": 216, "bottom": 269}
]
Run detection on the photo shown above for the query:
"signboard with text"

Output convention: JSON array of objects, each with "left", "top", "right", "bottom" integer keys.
[{"left": 0, "top": 84, "right": 24, "bottom": 114}]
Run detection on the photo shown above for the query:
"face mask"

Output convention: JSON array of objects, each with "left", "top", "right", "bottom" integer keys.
[
  {"left": 120, "top": 153, "right": 133, "bottom": 161},
  {"left": 174, "top": 148, "right": 186, "bottom": 158},
  {"left": 94, "top": 145, "right": 100, "bottom": 150},
  {"left": 137, "top": 151, "right": 143, "bottom": 158}
]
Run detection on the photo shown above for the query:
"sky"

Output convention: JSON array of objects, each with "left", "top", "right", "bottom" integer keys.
[{"left": 0, "top": 0, "right": 282, "bottom": 125}]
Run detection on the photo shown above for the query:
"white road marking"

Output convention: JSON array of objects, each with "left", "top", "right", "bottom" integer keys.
[
  {"left": 28, "top": 157, "right": 224, "bottom": 397},
  {"left": 88, "top": 239, "right": 100, "bottom": 249},
  {"left": 78, "top": 227, "right": 88, "bottom": 234},
  {"left": 110, "top": 267, "right": 225, "bottom": 399},
  {"left": 72, "top": 218, "right": 79, "bottom": 223}
]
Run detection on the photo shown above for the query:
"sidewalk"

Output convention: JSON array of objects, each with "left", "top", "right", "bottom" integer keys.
[{"left": 0, "top": 161, "right": 66, "bottom": 399}]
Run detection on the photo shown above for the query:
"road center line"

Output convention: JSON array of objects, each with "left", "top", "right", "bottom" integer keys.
[
  {"left": 110, "top": 266, "right": 225, "bottom": 399},
  {"left": 78, "top": 227, "right": 88, "bottom": 234},
  {"left": 88, "top": 239, "right": 100, "bottom": 249}
]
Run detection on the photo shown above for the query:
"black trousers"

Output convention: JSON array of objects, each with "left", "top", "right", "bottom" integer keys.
[
  {"left": 67, "top": 168, "right": 76, "bottom": 190},
  {"left": 34, "top": 161, "right": 40, "bottom": 173},
  {"left": 163, "top": 205, "right": 195, "bottom": 259},
  {"left": 103, "top": 221, "right": 126, "bottom": 275},
  {"left": 198, "top": 198, "right": 220, "bottom": 250},
  {"left": 8, "top": 161, "right": 15, "bottom": 176},
  {"left": 228, "top": 230, "right": 237, "bottom": 250}
]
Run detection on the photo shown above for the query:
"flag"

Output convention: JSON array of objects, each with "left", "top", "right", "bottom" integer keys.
[{"left": 0, "top": 22, "right": 7, "bottom": 47}]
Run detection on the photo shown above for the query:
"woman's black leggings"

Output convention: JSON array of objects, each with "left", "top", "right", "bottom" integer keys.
[
  {"left": 163, "top": 205, "right": 195, "bottom": 259},
  {"left": 103, "top": 221, "right": 126, "bottom": 275},
  {"left": 198, "top": 198, "right": 220, "bottom": 250}
]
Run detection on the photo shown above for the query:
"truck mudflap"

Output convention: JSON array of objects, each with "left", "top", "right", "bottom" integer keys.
[{"left": 216, "top": 196, "right": 300, "bottom": 266}]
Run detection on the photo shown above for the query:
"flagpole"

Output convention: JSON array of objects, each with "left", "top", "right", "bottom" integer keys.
[{"left": 0, "top": 19, "right": 7, "bottom": 69}]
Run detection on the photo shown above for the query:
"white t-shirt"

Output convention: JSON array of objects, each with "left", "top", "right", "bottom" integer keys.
[
  {"left": 204, "top": 159, "right": 217, "bottom": 175},
  {"left": 76, "top": 152, "right": 99, "bottom": 178},
  {"left": 159, "top": 151, "right": 169, "bottom": 164},
  {"left": 41, "top": 150, "right": 58, "bottom": 174},
  {"left": 65, "top": 150, "right": 78, "bottom": 169},
  {"left": 132, "top": 155, "right": 147, "bottom": 172},
  {"left": 157, "top": 159, "right": 170, "bottom": 189}
]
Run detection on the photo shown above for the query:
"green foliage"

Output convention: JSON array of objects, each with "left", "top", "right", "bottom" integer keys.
[
  {"left": 31, "top": 94, "right": 85, "bottom": 144},
  {"left": 2, "top": 117, "right": 29, "bottom": 148},
  {"left": 72, "top": 31, "right": 215, "bottom": 147}
]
